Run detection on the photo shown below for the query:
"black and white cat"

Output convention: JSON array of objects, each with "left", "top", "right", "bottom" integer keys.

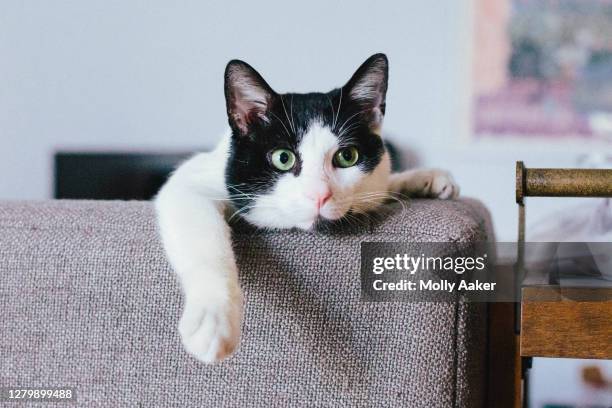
[{"left": 155, "top": 54, "right": 459, "bottom": 363}]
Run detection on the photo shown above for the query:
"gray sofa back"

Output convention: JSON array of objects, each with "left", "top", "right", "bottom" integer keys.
[{"left": 0, "top": 199, "right": 492, "bottom": 407}]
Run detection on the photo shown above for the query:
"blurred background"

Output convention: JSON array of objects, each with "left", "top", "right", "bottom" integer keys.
[{"left": 1, "top": 0, "right": 611, "bottom": 405}]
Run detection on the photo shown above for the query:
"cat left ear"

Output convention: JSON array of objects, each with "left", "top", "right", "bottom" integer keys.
[
  {"left": 224, "top": 60, "right": 277, "bottom": 136},
  {"left": 343, "top": 53, "right": 388, "bottom": 129}
]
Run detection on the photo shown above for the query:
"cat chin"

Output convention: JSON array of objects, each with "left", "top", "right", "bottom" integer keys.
[
  {"left": 242, "top": 203, "right": 350, "bottom": 230},
  {"left": 246, "top": 214, "right": 346, "bottom": 231},
  {"left": 320, "top": 204, "right": 350, "bottom": 220}
]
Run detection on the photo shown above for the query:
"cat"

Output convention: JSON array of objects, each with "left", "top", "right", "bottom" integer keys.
[{"left": 155, "top": 53, "right": 459, "bottom": 363}]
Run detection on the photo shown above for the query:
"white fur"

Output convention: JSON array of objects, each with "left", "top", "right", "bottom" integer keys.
[{"left": 155, "top": 125, "right": 459, "bottom": 364}]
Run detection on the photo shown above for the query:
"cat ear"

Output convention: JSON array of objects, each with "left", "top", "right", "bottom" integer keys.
[
  {"left": 343, "top": 53, "right": 388, "bottom": 129},
  {"left": 224, "top": 60, "right": 276, "bottom": 136}
]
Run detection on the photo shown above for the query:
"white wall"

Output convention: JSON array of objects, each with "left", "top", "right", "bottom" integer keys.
[
  {"left": 0, "top": 1, "right": 465, "bottom": 194},
  {"left": 0, "top": 0, "right": 603, "bottom": 241}
]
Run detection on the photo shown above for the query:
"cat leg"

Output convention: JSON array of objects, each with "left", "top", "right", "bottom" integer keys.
[
  {"left": 388, "top": 169, "right": 459, "bottom": 199},
  {"left": 155, "top": 141, "right": 243, "bottom": 363}
]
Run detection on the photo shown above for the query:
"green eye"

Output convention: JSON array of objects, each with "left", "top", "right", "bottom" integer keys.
[
  {"left": 271, "top": 149, "right": 296, "bottom": 171},
  {"left": 334, "top": 146, "right": 359, "bottom": 168}
]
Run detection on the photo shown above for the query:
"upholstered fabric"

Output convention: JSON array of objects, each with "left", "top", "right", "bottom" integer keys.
[{"left": 0, "top": 199, "right": 492, "bottom": 407}]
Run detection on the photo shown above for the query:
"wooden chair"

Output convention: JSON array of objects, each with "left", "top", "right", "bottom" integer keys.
[{"left": 488, "top": 162, "right": 612, "bottom": 408}]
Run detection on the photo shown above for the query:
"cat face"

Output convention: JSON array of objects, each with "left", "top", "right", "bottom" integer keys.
[{"left": 224, "top": 54, "right": 391, "bottom": 229}]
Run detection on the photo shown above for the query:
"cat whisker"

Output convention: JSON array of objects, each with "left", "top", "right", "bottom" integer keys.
[
  {"left": 269, "top": 111, "right": 293, "bottom": 139},
  {"left": 341, "top": 211, "right": 371, "bottom": 229},
  {"left": 335, "top": 88, "right": 343, "bottom": 131},
  {"left": 228, "top": 205, "right": 253, "bottom": 222},
  {"left": 325, "top": 88, "right": 343, "bottom": 132},
  {"left": 280, "top": 95, "right": 296, "bottom": 134},
  {"left": 325, "top": 93, "right": 336, "bottom": 131},
  {"left": 290, "top": 94, "right": 297, "bottom": 134},
  {"left": 339, "top": 191, "right": 410, "bottom": 219},
  {"left": 335, "top": 109, "right": 369, "bottom": 136},
  {"left": 337, "top": 122, "right": 360, "bottom": 140}
]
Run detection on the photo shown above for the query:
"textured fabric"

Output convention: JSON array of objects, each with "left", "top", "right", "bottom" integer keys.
[{"left": 0, "top": 199, "right": 492, "bottom": 407}]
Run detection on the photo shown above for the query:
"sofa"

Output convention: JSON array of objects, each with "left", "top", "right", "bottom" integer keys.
[{"left": 0, "top": 198, "right": 493, "bottom": 407}]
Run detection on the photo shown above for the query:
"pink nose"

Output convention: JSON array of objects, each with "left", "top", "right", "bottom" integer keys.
[
  {"left": 315, "top": 190, "right": 332, "bottom": 209},
  {"left": 306, "top": 186, "right": 332, "bottom": 210}
]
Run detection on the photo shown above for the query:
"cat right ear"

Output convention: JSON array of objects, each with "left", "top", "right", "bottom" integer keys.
[
  {"left": 224, "top": 60, "right": 276, "bottom": 136},
  {"left": 342, "top": 53, "right": 389, "bottom": 130}
]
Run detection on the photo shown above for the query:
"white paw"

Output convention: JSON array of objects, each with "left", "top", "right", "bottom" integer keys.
[
  {"left": 179, "top": 284, "right": 243, "bottom": 364},
  {"left": 429, "top": 170, "right": 460, "bottom": 200}
]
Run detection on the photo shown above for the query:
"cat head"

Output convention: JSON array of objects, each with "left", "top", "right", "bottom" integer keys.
[{"left": 224, "top": 53, "right": 391, "bottom": 229}]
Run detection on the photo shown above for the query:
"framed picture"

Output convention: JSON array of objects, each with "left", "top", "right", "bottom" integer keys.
[{"left": 473, "top": 0, "right": 612, "bottom": 143}]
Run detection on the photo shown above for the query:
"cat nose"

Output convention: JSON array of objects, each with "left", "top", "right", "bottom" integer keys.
[
  {"left": 306, "top": 188, "right": 332, "bottom": 209},
  {"left": 316, "top": 191, "right": 332, "bottom": 209}
]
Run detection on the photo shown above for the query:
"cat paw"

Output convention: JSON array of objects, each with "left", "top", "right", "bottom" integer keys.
[
  {"left": 178, "top": 286, "right": 243, "bottom": 364},
  {"left": 428, "top": 170, "right": 460, "bottom": 200}
]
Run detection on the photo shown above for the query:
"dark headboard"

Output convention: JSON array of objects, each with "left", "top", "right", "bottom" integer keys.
[{"left": 54, "top": 152, "right": 191, "bottom": 200}]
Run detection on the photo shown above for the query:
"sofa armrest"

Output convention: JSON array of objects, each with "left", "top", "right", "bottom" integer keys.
[{"left": 0, "top": 199, "right": 492, "bottom": 407}]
